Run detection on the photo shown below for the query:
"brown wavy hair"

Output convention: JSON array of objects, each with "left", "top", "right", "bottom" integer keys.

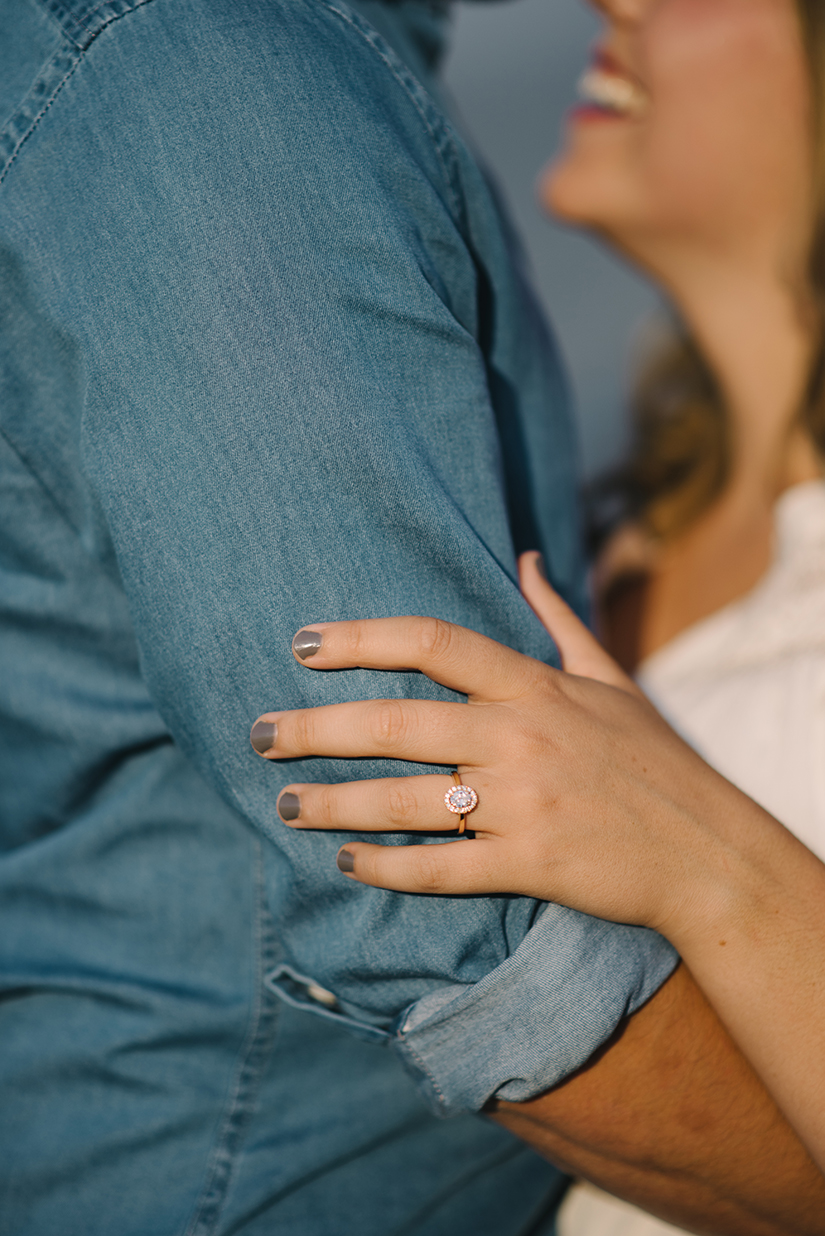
[{"left": 599, "top": 0, "right": 825, "bottom": 546}]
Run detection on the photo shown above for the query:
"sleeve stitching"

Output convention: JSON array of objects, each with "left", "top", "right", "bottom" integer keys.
[
  {"left": 0, "top": 1, "right": 157, "bottom": 187},
  {"left": 322, "top": 1, "right": 464, "bottom": 223}
]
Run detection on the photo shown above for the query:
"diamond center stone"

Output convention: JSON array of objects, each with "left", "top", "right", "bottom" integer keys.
[{"left": 445, "top": 784, "right": 478, "bottom": 815}]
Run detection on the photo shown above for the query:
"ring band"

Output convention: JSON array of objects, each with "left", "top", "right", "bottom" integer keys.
[{"left": 444, "top": 771, "right": 478, "bottom": 835}]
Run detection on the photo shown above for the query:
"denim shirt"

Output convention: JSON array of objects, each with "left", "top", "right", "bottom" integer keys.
[{"left": 0, "top": 0, "right": 677, "bottom": 1189}]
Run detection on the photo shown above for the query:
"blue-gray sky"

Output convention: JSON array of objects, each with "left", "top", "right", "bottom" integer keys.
[{"left": 443, "top": 0, "right": 661, "bottom": 477}]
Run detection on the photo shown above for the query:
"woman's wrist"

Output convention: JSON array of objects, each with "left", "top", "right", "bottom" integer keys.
[{"left": 660, "top": 787, "right": 825, "bottom": 966}]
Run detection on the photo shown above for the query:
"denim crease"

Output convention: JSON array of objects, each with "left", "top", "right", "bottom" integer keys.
[{"left": 183, "top": 836, "right": 281, "bottom": 1236}]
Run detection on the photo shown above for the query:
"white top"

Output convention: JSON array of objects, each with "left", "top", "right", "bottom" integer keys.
[
  {"left": 558, "top": 480, "right": 825, "bottom": 1236},
  {"left": 638, "top": 479, "right": 825, "bottom": 861}
]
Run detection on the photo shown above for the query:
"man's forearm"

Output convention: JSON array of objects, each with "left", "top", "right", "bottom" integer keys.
[{"left": 489, "top": 964, "right": 825, "bottom": 1236}]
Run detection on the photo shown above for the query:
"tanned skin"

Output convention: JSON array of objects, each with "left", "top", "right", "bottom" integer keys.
[{"left": 491, "top": 964, "right": 825, "bottom": 1236}]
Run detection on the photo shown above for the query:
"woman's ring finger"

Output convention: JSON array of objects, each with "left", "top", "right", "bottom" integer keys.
[{"left": 278, "top": 772, "right": 482, "bottom": 834}]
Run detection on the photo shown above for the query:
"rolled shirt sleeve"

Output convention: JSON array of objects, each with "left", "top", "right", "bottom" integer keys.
[{"left": 394, "top": 905, "right": 677, "bottom": 1116}]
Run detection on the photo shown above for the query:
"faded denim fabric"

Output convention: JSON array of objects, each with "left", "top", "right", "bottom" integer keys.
[{"left": 0, "top": 0, "right": 678, "bottom": 1231}]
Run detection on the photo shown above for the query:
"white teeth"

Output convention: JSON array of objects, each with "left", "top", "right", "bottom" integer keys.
[{"left": 578, "top": 67, "right": 648, "bottom": 118}]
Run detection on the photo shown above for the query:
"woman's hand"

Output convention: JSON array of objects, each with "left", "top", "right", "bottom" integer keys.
[
  {"left": 251, "top": 555, "right": 825, "bottom": 1174},
  {"left": 250, "top": 552, "right": 748, "bottom": 935}
]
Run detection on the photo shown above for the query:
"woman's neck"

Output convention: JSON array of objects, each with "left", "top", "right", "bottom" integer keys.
[
  {"left": 663, "top": 253, "right": 819, "bottom": 496},
  {"left": 598, "top": 248, "right": 822, "bottom": 668}
]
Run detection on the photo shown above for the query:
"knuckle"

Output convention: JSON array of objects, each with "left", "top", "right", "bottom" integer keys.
[
  {"left": 367, "top": 699, "right": 410, "bottom": 752},
  {"left": 508, "top": 707, "right": 547, "bottom": 757},
  {"left": 522, "top": 661, "right": 552, "bottom": 698},
  {"left": 353, "top": 845, "right": 378, "bottom": 885},
  {"left": 290, "top": 709, "right": 316, "bottom": 754},
  {"left": 386, "top": 782, "right": 419, "bottom": 827},
  {"left": 497, "top": 713, "right": 535, "bottom": 762},
  {"left": 522, "top": 723, "right": 547, "bottom": 760},
  {"left": 416, "top": 616, "right": 455, "bottom": 663},
  {"left": 509, "top": 775, "right": 539, "bottom": 817},
  {"left": 312, "top": 784, "right": 339, "bottom": 826},
  {"left": 410, "top": 845, "right": 451, "bottom": 895},
  {"left": 345, "top": 621, "right": 370, "bottom": 663}
]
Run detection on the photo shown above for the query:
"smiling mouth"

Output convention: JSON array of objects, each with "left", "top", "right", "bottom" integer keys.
[{"left": 577, "top": 64, "right": 648, "bottom": 119}]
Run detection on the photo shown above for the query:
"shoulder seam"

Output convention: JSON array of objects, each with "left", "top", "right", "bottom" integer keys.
[
  {"left": 35, "top": 0, "right": 155, "bottom": 50},
  {"left": 0, "top": 45, "right": 79, "bottom": 187},
  {"left": 322, "top": 0, "right": 464, "bottom": 224},
  {"left": 0, "top": 0, "right": 156, "bottom": 186}
]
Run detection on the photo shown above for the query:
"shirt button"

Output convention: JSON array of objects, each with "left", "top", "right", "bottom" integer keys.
[{"left": 306, "top": 982, "right": 338, "bottom": 1008}]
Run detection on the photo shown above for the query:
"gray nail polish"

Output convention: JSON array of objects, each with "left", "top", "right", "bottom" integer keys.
[
  {"left": 293, "top": 629, "right": 322, "bottom": 660},
  {"left": 278, "top": 792, "right": 300, "bottom": 821},
  {"left": 337, "top": 849, "right": 355, "bottom": 873},
  {"left": 250, "top": 720, "right": 277, "bottom": 754}
]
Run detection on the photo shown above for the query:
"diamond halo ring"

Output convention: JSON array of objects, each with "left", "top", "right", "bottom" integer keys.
[{"left": 444, "top": 771, "right": 478, "bottom": 835}]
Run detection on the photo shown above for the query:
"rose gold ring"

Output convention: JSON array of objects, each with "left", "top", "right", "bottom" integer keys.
[{"left": 444, "top": 770, "right": 478, "bottom": 835}]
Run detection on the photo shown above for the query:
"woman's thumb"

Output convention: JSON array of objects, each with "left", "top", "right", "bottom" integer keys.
[{"left": 518, "top": 552, "right": 641, "bottom": 695}]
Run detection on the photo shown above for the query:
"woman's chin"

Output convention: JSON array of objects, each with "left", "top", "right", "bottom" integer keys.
[{"left": 538, "top": 159, "right": 630, "bottom": 233}]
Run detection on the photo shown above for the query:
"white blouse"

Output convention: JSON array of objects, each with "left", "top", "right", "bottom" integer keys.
[{"left": 558, "top": 480, "right": 825, "bottom": 1236}]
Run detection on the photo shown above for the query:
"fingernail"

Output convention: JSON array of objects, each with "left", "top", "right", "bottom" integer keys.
[
  {"left": 278, "top": 792, "right": 300, "bottom": 822},
  {"left": 293, "top": 629, "right": 323, "bottom": 659},
  {"left": 337, "top": 849, "right": 355, "bottom": 873},
  {"left": 535, "top": 554, "right": 548, "bottom": 581},
  {"left": 250, "top": 720, "right": 278, "bottom": 754}
]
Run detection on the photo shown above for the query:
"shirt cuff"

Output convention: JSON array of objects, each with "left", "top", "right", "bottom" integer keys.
[{"left": 391, "top": 902, "right": 679, "bottom": 1117}]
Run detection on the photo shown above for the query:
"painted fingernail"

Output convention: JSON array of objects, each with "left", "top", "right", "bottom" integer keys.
[
  {"left": 337, "top": 849, "right": 355, "bottom": 873},
  {"left": 278, "top": 792, "right": 300, "bottom": 822},
  {"left": 293, "top": 629, "right": 323, "bottom": 660},
  {"left": 250, "top": 720, "right": 278, "bottom": 755}
]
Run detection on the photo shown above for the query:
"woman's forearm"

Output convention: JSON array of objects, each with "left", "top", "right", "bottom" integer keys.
[{"left": 664, "top": 790, "right": 825, "bottom": 1173}]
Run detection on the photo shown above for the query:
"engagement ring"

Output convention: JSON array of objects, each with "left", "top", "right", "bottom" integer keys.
[{"left": 444, "top": 771, "right": 478, "bottom": 834}]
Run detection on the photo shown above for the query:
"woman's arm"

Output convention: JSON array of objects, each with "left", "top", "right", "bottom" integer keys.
[{"left": 251, "top": 553, "right": 825, "bottom": 1175}]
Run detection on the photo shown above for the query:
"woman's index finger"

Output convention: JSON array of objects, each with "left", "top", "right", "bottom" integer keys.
[{"left": 291, "top": 616, "right": 538, "bottom": 701}]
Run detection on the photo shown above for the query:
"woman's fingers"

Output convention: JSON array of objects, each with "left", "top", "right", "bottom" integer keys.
[
  {"left": 334, "top": 837, "right": 512, "bottom": 896},
  {"left": 251, "top": 698, "right": 494, "bottom": 765},
  {"left": 277, "top": 773, "right": 485, "bottom": 833},
  {"left": 518, "top": 552, "right": 642, "bottom": 696},
  {"left": 289, "top": 615, "right": 541, "bottom": 703}
]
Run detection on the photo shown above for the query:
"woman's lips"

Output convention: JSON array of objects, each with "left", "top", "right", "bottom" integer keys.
[{"left": 575, "top": 51, "right": 648, "bottom": 120}]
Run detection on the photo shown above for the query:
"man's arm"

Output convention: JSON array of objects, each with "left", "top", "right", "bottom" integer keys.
[
  {"left": 491, "top": 963, "right": 825, "bottom": 1236},
  {"left": 15, "top": 0, "right": 668, "bottom": 1127},
  {"left": 63, "top": 0, "right": 675, "bottom": 1067}
]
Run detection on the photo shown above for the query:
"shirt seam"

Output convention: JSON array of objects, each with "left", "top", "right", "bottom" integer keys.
[
  {"left": 0, "top": 424, "right": 88, "bottom": 544},
  {"left": 37, "top": 0, "right": 154, "bottom": 49},
  {"left": 27, "top": 0, "right": 77, "bottom": 41},
  {"left": 393, "top": 1037, "right": 448, "bottom": 1111},
  {"left": 39, "top": 0, "right": 102, "bottom": 45},
  {"left": 322, "top": 0, "right": 464, "bottom": 224},
  {"left": 0, "top": 1, "right": 157, "bottom": 186},
  {"left": 182, "top": 834, "right": 281, "bottom": 1236},
  {"left": 3, "top": 0, "right": 465, "bottom": 216}
]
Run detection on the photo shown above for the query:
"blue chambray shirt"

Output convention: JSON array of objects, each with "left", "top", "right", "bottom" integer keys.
[{"left": 0, "top": 0, "right": 678, "bottom": 1230}]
